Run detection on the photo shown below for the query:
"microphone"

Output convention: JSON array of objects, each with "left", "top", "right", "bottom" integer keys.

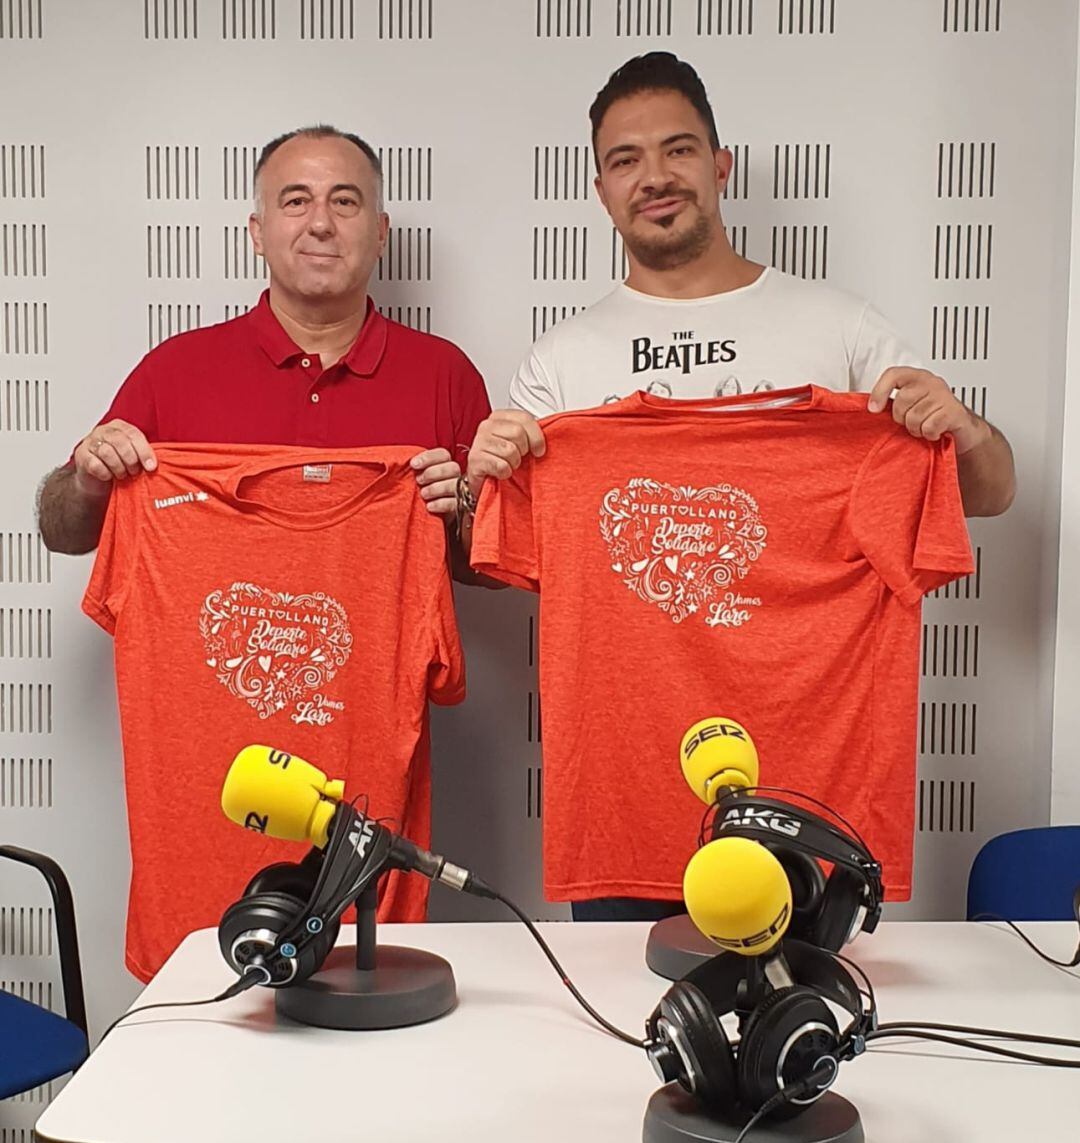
[
  {"left": 680, "top": 717, "right": 759, "bottom": 804},
  {"left": 682, "top": 836, "right": 792, "bottom": 957},
  {"left": 222, "top": 745, "right": 491, "bottom": 896},
  {"left": 223, "top": 745, "right": 344, "bottom": 847}
]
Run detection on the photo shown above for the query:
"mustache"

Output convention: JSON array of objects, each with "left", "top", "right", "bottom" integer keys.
[{"left": 633, "top": 190, "right": 696, "bottom": 213}]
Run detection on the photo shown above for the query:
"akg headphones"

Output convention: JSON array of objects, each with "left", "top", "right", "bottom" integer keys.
[
  {"left": 218, "top": 855, "right": 340, "bottom": 987},
  {"left": 218, "top": 800, "right": 394, "bottom": 987},
  {"left": 709, "top": 792, "right": 885, "bottom": 954},
  {"left": 645, "top": 940, "right": 873, "bottom": 1118}
]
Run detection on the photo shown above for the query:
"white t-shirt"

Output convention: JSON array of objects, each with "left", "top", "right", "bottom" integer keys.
[{"left": 509, "top": 267, "right": 923, "bottom": 417}]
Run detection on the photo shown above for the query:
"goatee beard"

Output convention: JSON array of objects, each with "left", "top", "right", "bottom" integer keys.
[{"left": 625, "top": 212, "right": 714, "bottom": 272}]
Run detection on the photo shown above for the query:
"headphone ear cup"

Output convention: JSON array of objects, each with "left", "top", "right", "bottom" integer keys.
[
  {"left": 737, "top": 986, "right": 839, "bottom": 1116},
  {"left": 762, "top": 846, "right": 826, "bottom": 937},
  {"left": 804, "top": 867, "right": 865, "bottom": 952},
  {"left": 659, "top": 981, "right": 738, "bottom": 1108},
  {"left": 219, "top": 890, "right": 340, "bottom": 986},
  {"left": 220, "top": 890, "right": 307, "bottom": 982},
  {"left": 241, "top": 860, "right": 318, "bottom": 902}
]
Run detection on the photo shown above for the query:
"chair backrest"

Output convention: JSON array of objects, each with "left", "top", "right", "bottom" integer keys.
[
  {"left": 967, "top": 825, "right": 1080, "bottom": 921},
  {"left": 0, "top": 845, "right": 86, "bottom": 1033},
  {"left": 0, "top": 845, "right": 89, "bottom": 1099}
]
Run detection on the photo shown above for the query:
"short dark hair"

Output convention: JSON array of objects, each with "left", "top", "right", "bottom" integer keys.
[
  {"left": 253, "top": 125, "right": 383, "bottom": 208},
  {"left": 589, "top": 53, "right": 721, "bottom": 167}
]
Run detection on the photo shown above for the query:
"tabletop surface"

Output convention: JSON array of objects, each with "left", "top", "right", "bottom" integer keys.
[{"left": 35, "top": 920, "right": 1080, "bottom": 1143}]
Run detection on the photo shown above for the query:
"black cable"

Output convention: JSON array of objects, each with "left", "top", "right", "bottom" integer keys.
[
  {"left": 487, "top": 887, "right": 646, "bottom": 1048},
  {"left": 866, "top": 1028, "right": 1080, "bottom": 1067},
  {"left": 835, "top": 939, "right": 1080, "bottom": 1065},
  {"left": 830, "top": 947, "right": 878, "bottom": 1023},
  {"left": 732, "top": 1098, "right": 781, "bottom": 1143},
  {"left": 95, "top": 968, "right": 265, "bottom": 1046},
  {"left": 875, "top": 1021, "right": 1080, "bottom": 1049},
  {"left": 970, "top": 913, "right": 1080, "bottom": 970},
  {"left": 731, "top": 1061, "right": 838, "bottom": 1143},
  {"left": 732, "top": 1003, "right": 1080, "bottom": 1139}
]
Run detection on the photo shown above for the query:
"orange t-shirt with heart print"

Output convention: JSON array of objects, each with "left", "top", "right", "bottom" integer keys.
[
  {"left": 471, "top": 386, "right": 974, "bottom": 904},
  {"left": 84, "top": 443, "right": 464, "bottom": 981}
]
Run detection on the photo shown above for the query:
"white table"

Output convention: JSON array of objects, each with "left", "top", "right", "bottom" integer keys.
[{"left": 36, "top": 921, "right": 1080, "bottom": 1142}]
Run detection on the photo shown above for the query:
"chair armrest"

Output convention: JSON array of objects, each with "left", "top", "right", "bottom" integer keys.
[{"left": 0, "top": 845, "right": 88, "bottom": 1036}]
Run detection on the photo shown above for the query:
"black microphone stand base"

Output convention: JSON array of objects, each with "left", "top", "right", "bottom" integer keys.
[
  {"left": 646, "top": 914, "right": 719, "bottom": 980},
  {"left": 644, "top": 1085, "right": 864, "bottom": 1143},
  {"left": 275, "top": 943, "right": 457, "bottom": 1030}
]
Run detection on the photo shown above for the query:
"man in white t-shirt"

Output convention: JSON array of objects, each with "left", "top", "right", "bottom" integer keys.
[
  {"left": 461, "top": 52, "right": 1015, "bottom": 921},
  {"left": 511, "top": 259, "right": 922, "bottom": 414}
]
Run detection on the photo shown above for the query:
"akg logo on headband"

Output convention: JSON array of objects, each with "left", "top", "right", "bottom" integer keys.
[
  {"left": 347, "top": 815, "right": 376, "bottom": 860},
  {"left": 720, "top": 806, "right": 802, "bottom": 839}
]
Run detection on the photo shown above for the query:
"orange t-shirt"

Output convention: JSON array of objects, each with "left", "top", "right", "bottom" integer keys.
[
  {"left": 471, "top": 386, "right": 973, "bottom": 904},
  {"left": 84, "top": 444, "right": 464, "bottom": 981}
]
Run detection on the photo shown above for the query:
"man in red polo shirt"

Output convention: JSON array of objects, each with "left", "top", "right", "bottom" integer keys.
[
  {"left": 37, "top": 125, "right": 489, "bottom": 553},
  {"left": 34, "top": 126, "right": 491, "bottom": 973}
]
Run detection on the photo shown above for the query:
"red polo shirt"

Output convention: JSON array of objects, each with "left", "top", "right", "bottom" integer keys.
[{"left": 94, "top": 291, "right": 490, "bottom": 459}]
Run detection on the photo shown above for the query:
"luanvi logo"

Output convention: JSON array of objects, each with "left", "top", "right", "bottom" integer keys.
[
  {"left": 720, "top": 806, "right": 803, "bottom": 838},
  {"left": 154, "top": 490, "right": 209, "bottom": 510}
]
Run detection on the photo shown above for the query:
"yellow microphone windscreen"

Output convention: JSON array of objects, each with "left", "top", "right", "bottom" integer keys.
[
  {"left": 680, "top": 718, "right": 759, "bottom": 804},
  {"left": 683, "top": 837, "right": 792, "bottom": 956},
  {"left": 221, "top": 745, "right": 344, "bottom": 848}
]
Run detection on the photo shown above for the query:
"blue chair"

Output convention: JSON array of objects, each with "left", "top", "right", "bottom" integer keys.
[
  {"left": 966, "top": 826, "right": 1080, "bottom": 922},
  {"left": 0, "top": 845, "right": 89, "bottom": 1099}
]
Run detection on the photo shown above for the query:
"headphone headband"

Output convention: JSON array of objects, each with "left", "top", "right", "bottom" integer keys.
[
  {"left": 710, "top": 792, "right": 884, "bottom": 919},
  {"left": 273, "top": 804, "right": 390, "bottom": 957},
  {"left": 679, "top": 941, "right": 867, "bottom": 1031}
]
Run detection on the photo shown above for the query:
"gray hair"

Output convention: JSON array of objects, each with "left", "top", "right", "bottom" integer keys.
[{"left": 252, "top": 124, "right": 385, "bottom": 215}]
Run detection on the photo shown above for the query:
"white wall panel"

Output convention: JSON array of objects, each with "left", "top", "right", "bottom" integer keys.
[{"left": 0, "top": 4, "right": 1077, "bottom": 1129}]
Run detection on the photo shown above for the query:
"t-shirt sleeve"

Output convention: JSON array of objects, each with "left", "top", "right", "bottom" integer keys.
[
  {"left": 848, "top": 303, "right": 926, "bottom": 394},
  {"left": 448, "top": 350, "right": 492, "bottom": 464},
  {"left": 469, "top": 456, "right": 540, "bottom": 592},
  {"left": 427, "top": 565, "right": 466, "bottom": 706},
  {"left": 81, "top": 483, "right": 140, "bottom": 634},
  {"left": 508, "top": 347, "right": 562, "bottom": 419},
  {"left": 849, "top": 431, "right": 974, "bottom": 605}
]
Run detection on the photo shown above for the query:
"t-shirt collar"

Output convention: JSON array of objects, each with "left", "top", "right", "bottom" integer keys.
[
  {"left": 629, "top": 383, "right": 825, "bottom": 417},
  {"left": 249, "top": 290, "right": 389, "bottom": 377}
]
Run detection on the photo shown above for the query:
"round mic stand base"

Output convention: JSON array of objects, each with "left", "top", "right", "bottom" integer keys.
[
  {"left": 275, "top": 943, "right": 457, "bottom": 1030},
  {"left": 275, "top": 882, "right": 457, "bottom": 1030},
  {"left": 646, "top": 914, "right": 719, "bottom": 980},
  {"left": 643, "top": 1084, "right": 864, "bottom": 1143}
]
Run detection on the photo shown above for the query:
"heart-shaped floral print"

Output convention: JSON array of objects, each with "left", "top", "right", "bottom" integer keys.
[
  {"left": 199, "top": 582, "right": 352, "bottom": 719},
  {"left": 598, "top": 479, "right": 767, "bottom": 627}
]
